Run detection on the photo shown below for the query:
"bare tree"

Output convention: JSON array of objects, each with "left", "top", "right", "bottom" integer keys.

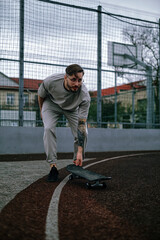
[{"left": 123, "top": 23, "right": 160, "bottom": 124}]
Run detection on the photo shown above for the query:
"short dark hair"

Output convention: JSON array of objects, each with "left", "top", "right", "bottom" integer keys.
[{"left": 65, "top": 64, "right": 84, "bottom": 76}]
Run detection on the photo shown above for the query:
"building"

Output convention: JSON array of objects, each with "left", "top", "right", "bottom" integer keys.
[
  {"left": 0, "top": 72, "right": 147, "bottom": 127},
  {"left": 91, "top": 80, "right": 146, "bottom": 108},
  {"left": 0, "top": 72, "right": 42, "bottom": 126},
  {"left": 90, "top": 80, "right": 147, "bottom": 128}
]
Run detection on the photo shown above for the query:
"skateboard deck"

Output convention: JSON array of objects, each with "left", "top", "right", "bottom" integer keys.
[{"left": 66, "top": 164, "right": 111, "bottom": 188}]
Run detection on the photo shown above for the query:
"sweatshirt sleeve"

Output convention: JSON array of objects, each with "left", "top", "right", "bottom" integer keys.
[
  {"left": 78, "top": 85, "right": 91, "bottom": 120},
  {"left": 38, "top": 82, "right": 48, "bottom": 98},
  {"left": 78, "top": 99, "right": 90, "bottom": 120}
]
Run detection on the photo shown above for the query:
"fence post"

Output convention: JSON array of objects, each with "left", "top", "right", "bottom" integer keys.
[
  {"left": 132, "top": 87, "right": 135, "bottom": 128},
  {"left": 146, "top": 66, "right": 153, "bottom": 128},
  {"left": 97, "top": 5, "right": 102, "bottom": 127},
  {"left": 152, "top": 86, "right": 155, "bottom": 126},
  {"left": 19, "top": 0, "right": 24, "bottom": 126},
  {"left": 158, "top": 18, "right": 160, "bottom": 124},
  {"left": 114, "top": 70, "right": 117, "bottom": 128}
]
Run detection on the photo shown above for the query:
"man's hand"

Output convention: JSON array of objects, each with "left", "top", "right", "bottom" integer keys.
[{"left": 74, "top": 146, "right": 83, "bottom": 166}]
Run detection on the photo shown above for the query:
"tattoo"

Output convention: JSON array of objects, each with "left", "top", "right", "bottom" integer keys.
[
  {"left": 78, "top": 120, "right": 85, "bottom": 125},
  {"left": 77, "top": 119, "right": 87, "bottom": 147}
]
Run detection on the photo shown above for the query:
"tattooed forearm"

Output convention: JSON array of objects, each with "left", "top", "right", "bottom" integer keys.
[{"left": 77, "top": 119, "right": 87, "bottom": 147}]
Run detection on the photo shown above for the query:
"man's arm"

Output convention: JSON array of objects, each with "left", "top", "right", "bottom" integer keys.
[
  {"left": 74, "top": 119, "right": 87, "bottom": 166},
  {"left": 38, "top": 95, "right": 45, "bottom": 119}
]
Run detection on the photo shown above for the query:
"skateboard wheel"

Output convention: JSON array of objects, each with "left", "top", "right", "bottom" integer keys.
[
  {"left": 69, "top": 175, "right": 73, "bottom": 180},
  {"left": 102, "top": 182, "right": 107, "bottom": 188},
  {"left": 86, "top": 182, "right": 91, "bottom": 189}
]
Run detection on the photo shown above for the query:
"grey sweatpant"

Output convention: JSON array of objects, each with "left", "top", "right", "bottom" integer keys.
[{"left": 42, "top": 98, "right": 87, "bottom": 165}]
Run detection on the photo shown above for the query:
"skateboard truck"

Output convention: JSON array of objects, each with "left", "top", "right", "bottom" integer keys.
[
  {"left": 69, "top": 173, "right": 83, "bottom": 180},
  {"left": 86, "top": 181, "right": 107, "bottom": 189}
]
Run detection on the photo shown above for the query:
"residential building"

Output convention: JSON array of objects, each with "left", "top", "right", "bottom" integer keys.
[
  {"left": 0, "top": 72, "right": 42, "bottom": 126},
  {"left": 0, "top": 72, "right": 147, "bottom": 127}
]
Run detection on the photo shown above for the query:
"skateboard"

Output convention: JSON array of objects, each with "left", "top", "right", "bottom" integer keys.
[{"left": 66, "top": 164, "right": 111, "bottom": 189}]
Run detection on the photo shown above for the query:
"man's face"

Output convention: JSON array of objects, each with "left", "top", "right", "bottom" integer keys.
[{"left": 64, "top": 72, "right": 83, "bottom": 93}]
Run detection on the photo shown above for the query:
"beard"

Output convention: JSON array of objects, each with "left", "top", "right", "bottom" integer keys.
[{"left": 66, "top": 82, "right": 81, "bottom": 93}]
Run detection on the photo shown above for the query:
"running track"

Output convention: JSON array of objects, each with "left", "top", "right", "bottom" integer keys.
[{"left": 0, "top": 151, "right": 160, "bottom": 240}]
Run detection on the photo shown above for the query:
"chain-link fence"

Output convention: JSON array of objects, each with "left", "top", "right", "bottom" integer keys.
[{"left": 0, "top": 0, "right": 160, "bottom": 128}]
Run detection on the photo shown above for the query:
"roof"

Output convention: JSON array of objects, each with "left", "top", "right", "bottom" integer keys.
[
  {"left": 91, "top": 80, "right": 146, "bottom": 97},
  {"left": 11, "top": 78, "right": 43, "bottom": 90},
  {"left": 0, "top": 73, "right": 43, "bottom": 90},
  {"left": 0, "top": 73, "right": 146, "bottom": 95}
]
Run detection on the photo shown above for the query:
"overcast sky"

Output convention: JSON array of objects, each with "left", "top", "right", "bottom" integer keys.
[
  {"left": 2, "top": 0, "right": 159, "bottom": 89},
  {"left": 56, "top": 0, "right": 160, "bottom": 21},
  {"left": 100, "top": 0, "right": 160, "bottom": 15}
]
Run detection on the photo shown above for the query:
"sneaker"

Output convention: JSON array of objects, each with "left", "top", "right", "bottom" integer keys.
[{"left": 47, "top": 166, "right": 59, "bottom": 182}]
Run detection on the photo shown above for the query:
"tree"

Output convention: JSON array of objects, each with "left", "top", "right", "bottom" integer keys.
[
  {"left": 123, "top": 23, "right": 160, "bottom": 124},
  {"left": 88, "top": 97, "right": 97, "bottom": 123},
  {"left": 102, "top": 99, "right": 126, "bottom": 123}
]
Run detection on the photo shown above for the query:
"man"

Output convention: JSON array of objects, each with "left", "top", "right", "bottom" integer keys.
[{"left": 38, "top": 64, "right": 90, "bottom": 182}]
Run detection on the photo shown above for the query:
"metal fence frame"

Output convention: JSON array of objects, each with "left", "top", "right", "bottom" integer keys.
[{"left": 1, "top": 0, "right": 160, "bottom": 128}]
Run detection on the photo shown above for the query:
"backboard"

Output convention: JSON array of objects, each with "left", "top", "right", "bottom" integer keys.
[{"left": 108, "top": 41, "right": 142, "bottom": 69}]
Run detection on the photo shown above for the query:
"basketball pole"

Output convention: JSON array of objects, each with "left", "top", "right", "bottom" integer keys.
[{"left": 124, "top": 54, "right": 153, "bottom": 128}]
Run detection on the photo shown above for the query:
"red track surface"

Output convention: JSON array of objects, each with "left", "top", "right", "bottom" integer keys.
[{"left": 0, "top": 152, "right": 160, "bottom": 240}]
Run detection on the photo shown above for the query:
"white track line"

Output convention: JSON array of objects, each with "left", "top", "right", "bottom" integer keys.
[
  {"left": 45, "top": 175, "right": 69, "bottom": 240},
  {"left": 45, "top": 152, "right": 150, "bottom": 240}
]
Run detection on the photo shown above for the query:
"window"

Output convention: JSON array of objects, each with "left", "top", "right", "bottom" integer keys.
[
  {"left": 7, "top": 93, "right": 15, "bottom": 105},
  {"left": 23, "top": 94, "right": 29, "bottom": 107}
]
